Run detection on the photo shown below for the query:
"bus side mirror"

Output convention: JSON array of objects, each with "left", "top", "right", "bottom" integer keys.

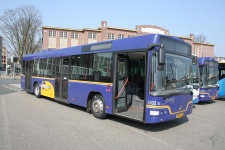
[
  {"left": 148, "top": 43, "right": 165, "bottom": 70},
  {"left": 158, "top": 44, "right": 165, "bottom": 65}
]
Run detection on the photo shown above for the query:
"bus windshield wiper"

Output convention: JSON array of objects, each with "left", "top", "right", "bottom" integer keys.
[
  {"left": 207, "top": 73, "right": 218, "bottom": 80},
  {"left": 165, "top": 76, "right": 189, "bottom": 87},
  {"left": 163, "top": 90, "right": 192, "bottom": 99},
  {"left": 163, "top": 92, "right": 183, "bottom": 99},
  {"left": 170, "top": 76, "right": 191, "bottom": 83}
]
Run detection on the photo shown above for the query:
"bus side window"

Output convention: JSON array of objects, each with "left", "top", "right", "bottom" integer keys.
[
  {"left": 221, "top": 74, "right": 225, "bottom": 79},
  {"left": 92, "top": 71, "right": 101, "bottom": 81}
]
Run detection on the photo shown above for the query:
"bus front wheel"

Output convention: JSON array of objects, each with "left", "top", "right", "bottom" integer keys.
[
  {"left": 91, "top": 94, "right": 107, "bottom": 119},
  {"left": 34, "top": 83, "right": 41, "bottom": 98}
]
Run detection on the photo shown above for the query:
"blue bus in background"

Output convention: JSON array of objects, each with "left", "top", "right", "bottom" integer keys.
[
  {"left": 21, "top": 34, "right": 193, "bottom": 124},
  {"left": 218, "top": 62, "right": 225, "bottom": 98},
  {"left": 192, "top": 55, "right": 200, "bottom": 104},
  {"left": 198, "top": 57, "right": 219, "bottom": 102}
]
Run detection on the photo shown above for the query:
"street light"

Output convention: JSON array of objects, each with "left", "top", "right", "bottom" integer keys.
[{"left": 5, "top": 49, "right": 7, "bottom": 76}]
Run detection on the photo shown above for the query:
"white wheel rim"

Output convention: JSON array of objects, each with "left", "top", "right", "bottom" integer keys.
[{"left": 92, "top": 98, "right": 103, "bottom": 115}]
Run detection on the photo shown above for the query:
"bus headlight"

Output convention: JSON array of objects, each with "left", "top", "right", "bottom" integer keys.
[
  {"left": 200, "top": 95, "right": 205, "bottom": 97},
  {"left": 150, "top": 110, "right": 159, "bottom": 116}
]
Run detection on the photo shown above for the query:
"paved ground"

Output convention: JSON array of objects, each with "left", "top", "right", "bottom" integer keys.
[
  {"left": 0, "top": 71, "right": 22, "bottom": 93},
  {"left": 1, "top": 84, "right": 22, "bottom": 91},
  {"left": 0, "top": 89, "right": 225, "bottom": 150},
  {"left": 1, "top": 73, "right": 225, "bottom": 150},
  {"left": 0, "top": 71, "right": 20, "bottom": 80}
]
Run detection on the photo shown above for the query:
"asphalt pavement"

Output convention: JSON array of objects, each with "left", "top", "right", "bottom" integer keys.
[
  {"left": 0, "top": 71, "right": 21, "bottom": 93},
  {"left": 1, "top": 70, "right": 225, "bottom": 150},
  {"left": 0, "top": 71, "right": 20, "bottom": 80}
]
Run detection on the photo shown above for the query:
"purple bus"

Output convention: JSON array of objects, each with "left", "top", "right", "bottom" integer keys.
[
  {"left": 198, "top": 57, "right": 219, "bottom": 102},
  {"left": 21, "top": 34, "right": 193, "bottom": 124}
]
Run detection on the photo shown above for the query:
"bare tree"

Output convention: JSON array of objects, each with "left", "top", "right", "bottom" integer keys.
[
  {"left": 194, "top": 34, "right": 209, "bottom": 43},
  {"left": 0, "top": 5, "right": 42, "bottom": 64}
]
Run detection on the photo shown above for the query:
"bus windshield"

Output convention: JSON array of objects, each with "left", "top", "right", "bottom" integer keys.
[
  {"left": 151, "top": 53, "right": 192, "bottom": 96},
  {"left": 219, "top": 63, "right": 225, "bottom": 80},
  {"left": 200, "top": 60, "right": 218, "bottom": 87},
  {"left": 208, "top": 67, "right": 219, "bottom": 86}
]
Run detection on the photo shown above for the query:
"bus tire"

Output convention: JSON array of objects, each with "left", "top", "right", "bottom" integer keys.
[
  {"left": 91, "top": 94, "right": 107, "bottom": 119},
  {"left": 34, "top": 83, "right": 41, "bottom": 98}
]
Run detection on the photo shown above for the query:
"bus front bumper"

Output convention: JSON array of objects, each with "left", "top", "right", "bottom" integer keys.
[{"left": 145, "top": 107, "right": 192, "bottom": 124}]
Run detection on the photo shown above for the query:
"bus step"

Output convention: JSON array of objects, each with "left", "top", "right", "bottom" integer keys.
[{"left": 54, "top": 98, "right": 69, "bottom": 104}]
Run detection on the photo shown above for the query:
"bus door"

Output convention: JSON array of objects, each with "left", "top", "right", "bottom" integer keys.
[
  {"left": 115, "top": 54, "right": 129, "bottom": 112},
  {"left": 25, "top": 61, "right": 33, "bottom": 92},
  {"left": 55, "top": 57, "right": 70, "bottom": 101},
  {"left": 114, "top": 52, "right": 146, "bottom": 122}
]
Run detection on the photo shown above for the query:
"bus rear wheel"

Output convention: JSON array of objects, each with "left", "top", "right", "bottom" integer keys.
[
  {"left": 91, "top": 94, "right": 107, "bottom": 119},
  {"left": 34, "top": 83, "right": 41, "bottom": 98}
]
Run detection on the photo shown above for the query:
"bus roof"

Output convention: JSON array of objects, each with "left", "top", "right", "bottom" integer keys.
[
  {"left": 198, "top": 57, "right": 217, "bottom": 65},
  {"left": 23, "top": 34, "right": 187, "bottom": 61}
]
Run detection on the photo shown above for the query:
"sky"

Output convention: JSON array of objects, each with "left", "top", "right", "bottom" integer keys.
[{"left": 0, "top": 0, "right": 225, "bottom": 57}]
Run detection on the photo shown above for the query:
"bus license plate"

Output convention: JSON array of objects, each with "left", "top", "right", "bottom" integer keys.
[{"left": 176, "top": 113, "right": 184, "bottom": 118}]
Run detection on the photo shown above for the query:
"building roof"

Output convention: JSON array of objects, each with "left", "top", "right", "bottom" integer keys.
[
  {"left": 42, "top": 26, "right": 101, "bottom": 32},
  {"left": 193, "top": 42, "right": 214, "bottom": 46},
  {"left": 100, "top": 26, "right": 137, "bottom": 32}
]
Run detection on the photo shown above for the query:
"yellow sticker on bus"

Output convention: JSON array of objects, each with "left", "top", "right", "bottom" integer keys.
[{"left": 40, "top": 81, "right": 55, "bottom": 99}]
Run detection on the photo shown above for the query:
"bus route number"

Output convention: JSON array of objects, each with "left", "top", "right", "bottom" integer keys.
[{"left": 147, "top": 100, "right": 156, "bottom": 105}]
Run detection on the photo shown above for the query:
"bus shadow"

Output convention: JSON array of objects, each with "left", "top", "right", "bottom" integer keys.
[
  {"left": 192, "top": 104, "right": 197, "bottom": 108},
  {"left": 215, "top": 98, "right": 225, "bottom": 101},
  {"left": 39, "top": 96, "right": 89, "bottom": 112},
  {"left": 35, "top": 95, "right": 190, "bottom": 132},
  {"left": 108, "top": 115, "right": 189, "bottom": 132},
  {"left": 195, "top": 101, "right": 215, "bottom": 105}
]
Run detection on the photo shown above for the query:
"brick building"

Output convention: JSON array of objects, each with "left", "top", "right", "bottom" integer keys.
[
  {"left": 0, "top": 35, "right": 6, "bottom": 69},
  {"left": 179, "top": 34, "right": 215, "bottom": 57},
  {"left": 0, "top": 36, "right": 3, "bottom": 69},
  {"left": 42, "top": 21, "right": 169, "bottom": 50},
  {"left": 42, "top": 21, "right": 214, "bottom": 58}
]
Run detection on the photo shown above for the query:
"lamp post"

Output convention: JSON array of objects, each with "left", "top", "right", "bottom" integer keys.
[{"left": 5, "top": 49, "right": 7, "bottom": 76}]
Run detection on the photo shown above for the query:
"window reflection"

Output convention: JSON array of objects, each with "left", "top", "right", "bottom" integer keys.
[
  {"left": 150, "top": 53, "right": 192, "bottom": 95},
  {"left": 70, "top": 53, "right": 112, "bottom": 82}
]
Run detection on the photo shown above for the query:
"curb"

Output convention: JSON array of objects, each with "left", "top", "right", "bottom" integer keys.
[{"left": 0, "top": 73, "right": 21, "bottom": 79}]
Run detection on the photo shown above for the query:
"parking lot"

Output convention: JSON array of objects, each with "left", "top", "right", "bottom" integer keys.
[{"left": 0, "top": 87, "right": 225, "bottom": 150}]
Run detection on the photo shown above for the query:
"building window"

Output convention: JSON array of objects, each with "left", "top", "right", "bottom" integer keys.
[
  {"left": 49, "top": 30, "right": 56, "bottom": 37},
  {"left": 88, "top": 32, "right": 97, "bottom": 39},
  {"left": 118, "top": 34, "right": 124, "bottom": 39},
  {"left": 108, "top": 33, "right": 115, "bottom": 40},
  {"left": 71, "top": 32, "right": 79, "bottom": 39},
  {"left": 128, "top": 35, "right": 134, "bottom": 38},
  {"left": 60, "top": 31, "right": 67, "bottom": 38}
]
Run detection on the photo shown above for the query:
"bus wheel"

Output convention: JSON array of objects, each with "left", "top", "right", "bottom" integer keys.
[
  {"left": 34, "top": 83, "right": 41, "bottom": 98},
  {"left": 91, "top": 94, "right": 107, "bottom": 119}
]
